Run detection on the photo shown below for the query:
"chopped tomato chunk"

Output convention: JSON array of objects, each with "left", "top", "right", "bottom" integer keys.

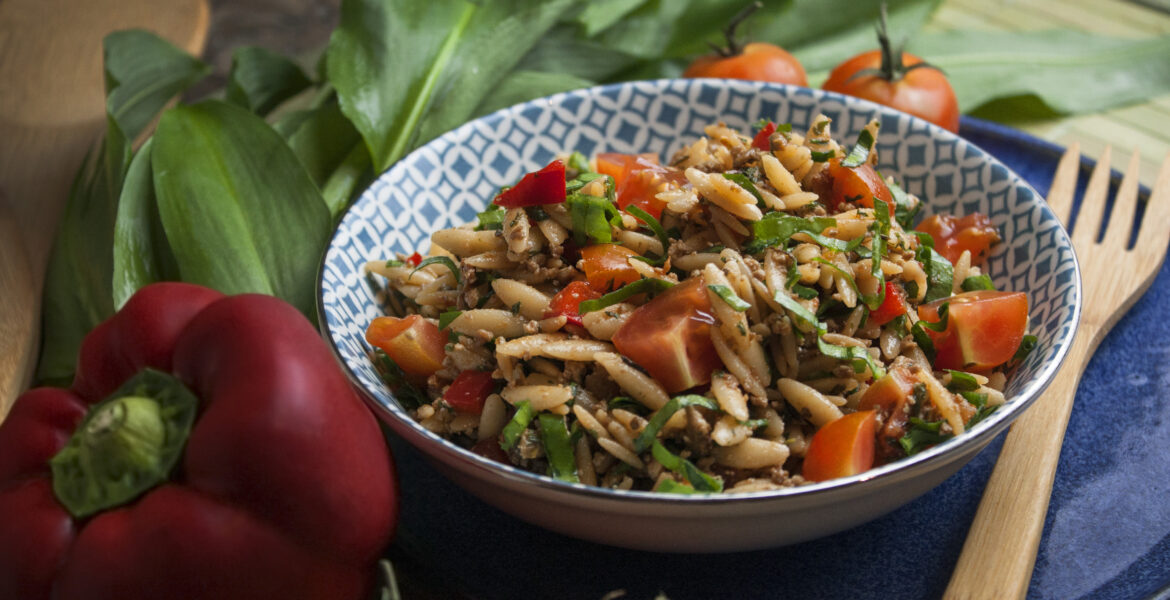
[
  {"left": 826, "top": 157, "right": 894, "bottom": 214},
  {"left": 917, "top": 290, "right": 1028, "bottom": 371},
  {"left": 611, "top": 279, "right": 722, "bottom": 393},
  {"left": 493, "top": 160, "right": 566, "bottom": 207},
  {"left": 443, "top": 371, "right": 497, "bottom": 414},
  {"left": 614, "top": 157, "right": 686, "bottom": 220},
  {"left": 868, "top": 281, "right": 908, "bottom": 326},
  {"left": 915, "top": 213, "right": 1001, "bottom": 266},
  {"left": 596, "top": 152, "right": 659, "bottom": 189},
  {"left": 580, "top": 244, "right": 641, "bottom": 292},
  {"left": 802, "top": 410, "right": 878, "bottom": 482},
  {"left": 857, "top": 367, "right": 916, "bottom": 462},
  {"left": 365, "top": 315, "right": 446, "bottom": 378}
]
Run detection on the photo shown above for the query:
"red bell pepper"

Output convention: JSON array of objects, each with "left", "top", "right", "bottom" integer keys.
[
  {"left": 752, "top": 120, "right": 777, "bottom": 150},
  {"left": 492, "top": 159, "right": 566, "bottom": 207},
  {"left": 0, "top": 283, "right": 397, "bottom": 600}
]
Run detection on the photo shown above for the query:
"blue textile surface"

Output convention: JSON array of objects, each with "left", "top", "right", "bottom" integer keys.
[{"left": 384, "top": 116, "right": 1170, "bottom": 600}]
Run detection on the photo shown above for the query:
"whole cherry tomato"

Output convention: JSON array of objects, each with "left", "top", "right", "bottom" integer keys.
[
  {"left": 821, "top": 8, "right": 959, "bottom": 132},
  {"left": 683, "top": 3, "right": 808, "bottom": 87}
]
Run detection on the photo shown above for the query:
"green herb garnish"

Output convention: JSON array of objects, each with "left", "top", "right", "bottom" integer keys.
[{"left": 707, "top": 284, "right": 751, "bottom": 312}]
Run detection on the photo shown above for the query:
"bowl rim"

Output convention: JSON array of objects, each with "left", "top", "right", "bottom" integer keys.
[{"left": 316, "top": 78, "right": 1082, "bottom": 505}]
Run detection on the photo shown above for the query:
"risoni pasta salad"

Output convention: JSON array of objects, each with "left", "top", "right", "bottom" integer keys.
[{"left": 364, "top": 116, "right": 1036, "bottom": 494}]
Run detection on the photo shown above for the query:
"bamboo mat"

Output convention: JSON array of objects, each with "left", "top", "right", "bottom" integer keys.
[{"left": 928, "top": 0, "right": 1170, "bottom": 188}]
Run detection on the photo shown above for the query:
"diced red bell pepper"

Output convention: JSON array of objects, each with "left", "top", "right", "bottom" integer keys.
[
  {"left": 493, "top": 160, "right": 566, "bottom": 207},
  {"left": 868, "top": 281, "right": 908, "bottom": 326},
  {"left": 443, "top": 371, "right": 497, "bottom": 415},
  {"left": 752, "top": 121, "right": 777, "bottom": 150},
  {"left": 405, "top": 252, "right": 423, "bottom": 267}
]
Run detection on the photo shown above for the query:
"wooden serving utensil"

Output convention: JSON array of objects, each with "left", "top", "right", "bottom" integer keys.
[
  {"left": 944, "top": 147, "right": 1170, "bottom": 599},
  {"left": 0, "top": 0, "right": 210, "bottom": 417}
]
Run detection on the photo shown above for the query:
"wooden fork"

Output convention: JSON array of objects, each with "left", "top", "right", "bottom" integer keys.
[{"left": 944, "top": 146, "right": 1170, "bottom": 600}]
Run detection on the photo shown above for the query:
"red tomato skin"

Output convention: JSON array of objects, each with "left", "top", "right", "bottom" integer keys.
[
  {"left": 684, "top": 43, "right": 809, "bottom": 87},
  {"left": 915, "top": 213, "right": 1001, "bottom": 266},
  {"left": 365, "top": 315, "right": 446, "bottom": 377},
  {"left": 868, "top": 282, "right": 908, "bottom": 326},
  {"left": 822, "top": 50, "right": 960, "bottom": 133},
  {"left": 580, "top": 244, "right": 641, "bottom": 292},
  {"left": 443, "top": 371, "right": 496, "bottom": 415},
  {"left": 493, "top": 160, "right": 566, "bottom": 208},
  {"left": 802, "top": 410, "right": 879, "bottom": 482},
  {"left": 547, "top": 281, "right": 601, "bottom": 318},
  {"left": 611, "top": 279, "right": 722, "bottom": 394},
  {"left": 826, "top": 158, "right": 894, "bottom": 213},
  {"left": 917, "top": 290, "right": 1028, "bottom": 371},
  {"left": 752, "top": 121, "right": 777, "bottom": 151},
  {"left": 857, "top": 367, "right": 916, "bottom": 462},
  {"left": 470, "top": 438, "right": 510, "bottom": 464},
  {"left": 405, "top": 252, "right": 422, "bottom": 267},
  {"left": 615, "top": 158, "right": 684, "bottom": 220}
]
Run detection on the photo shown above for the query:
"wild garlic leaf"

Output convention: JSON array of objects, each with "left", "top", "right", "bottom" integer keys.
[
  {"left": 152, "top": 101, "right": 330, "bottom": 319},
  {"left": 328, "top": 0, "right": 574, "bottom": 172},
  {"left": 104, "top": 30, "right": 210, "bottom": 141},
  {"left": 909, "top": 30, "right": 1170, "bottom": 116},
  {"left": 225, "top": 46, "right": 313, "bottom": 117},
  {"left": 112, "top": 139, "right": 180, "bottom": 310}
]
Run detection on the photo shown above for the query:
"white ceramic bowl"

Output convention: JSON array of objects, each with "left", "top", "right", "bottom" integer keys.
[{"left": 318, "top": 79, "right": 1080, "bottom": 552}]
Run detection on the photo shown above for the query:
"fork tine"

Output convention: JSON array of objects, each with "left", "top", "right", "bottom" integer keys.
[
  {"left": 1047, "top": 141, "right": 1081, "bottom": 228},
  {"left": 1136, "top": 152, "right": 1170, "bottom": 253},
  {"left": 1071, "top": 145, "right": 1113, "bottom": 247},
  {"left": 1101, "top": 150, "right": 1142, "bottom": 250}
]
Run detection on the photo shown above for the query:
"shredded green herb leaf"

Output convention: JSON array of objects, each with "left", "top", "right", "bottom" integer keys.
[
  {"left": 538, "top": 414, "right": 580, "bottom": 483},
  {"left": 438, "top": 310, "right": 462, "bottom": 330},
  {"left": 707, "top": 284, "right": 751, "bottom": 312},
  {"left": 961, "top": 274, "right": 996, "bottom": 291},
  {"left": 625, "top": 204, "right": 671, "bottom": 258},
  {"left": 771, "top": 291, "right": 886, "bottom": 378},
  {"left": 722, "top": 172, "right": 764, "bottom": 206},
  {"left": 898, "top": 417, "right": 951, "bottom": 456},
  {"left": 500, "top": 401, "right": 535, "bottom": 452},
  {"left": 841, "top": 126, "right": 878, "bottom": 168},
  {"left": 634, "top": 394, "right": 719, "bottom": 453},
  {"left": 652, "top": 440, "right": 722, "bottom": 492},
  {"left": 371, "top": 349, "right": 429, "bottom": 410},
  {"left": 413, "top": 255, "right": 461, "bottom": 284},
  {"left": 578, "top": 278, "right": 674, "bottom": 314},
  {"left": 475, "top": 204, "right": 505, "bottom": 231}
]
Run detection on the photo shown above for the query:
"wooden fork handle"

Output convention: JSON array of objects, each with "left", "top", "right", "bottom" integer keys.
[{"left": 943, "top": 328, "right": 1099, "bottom": 599}]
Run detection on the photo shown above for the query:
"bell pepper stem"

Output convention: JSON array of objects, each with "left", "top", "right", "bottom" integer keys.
[{"left": 51, "top": 369, "right": 199, "bottom": 519}]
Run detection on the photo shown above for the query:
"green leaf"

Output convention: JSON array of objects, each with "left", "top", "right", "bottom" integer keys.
[
  {"left": 574, "top": 0, "right": 650, "bottom": 37},
  {"left": 747, "top": 213, "right": 856, "bottom": 254},
  {"left": 36, "top": 123, "right": 129, "bottom": 385},
  {"left": 888, "top": 177, "right": 921, "bottom": 230},
  {"left": 708, "top": 285, "right": 751, "bottom": 312},
  {"left": 566, "top": 193, "right": 620, "bottom": 245},
  {"left": 841, "top": 126, "right": 878, "bottom": 168},
  {"left": 898, "top": 417, "right": 951, "bottom": 456},
  {"left": 785, "top": 0, "right": 943, "bottom": 77},
  {"left": 909, "top": 30, "right": 1170, "bottom": 117},
  {"left": 327, "top": 0, "right": 574, "bottom": 172},
  {"left": 152, "top": 101, "right": 330, "bottom": 318},
  {"left": 500, "top": 400, "right": 535, "bottom": 451},
  {"left": 438, "top": 310, "right": 463, "bottom": 330},
  {"left": 112, "top": 139, "right": 179, "bottom": 309},
  {"left": 945, "top": 370, "right": 981, "bottom": 392},
  {"left": 538, "top": 414, "right": 580, "bottom": 483},
  {"left": 516, "top": 31, "right": 642, "bottom": 82},
  {"left": 961, "top": 274, "right": 996, "bottom": 292},
  {"left": 413, "top": 256, "right": 462, "bottom": 285},
  {"left": 225, "top": 46, "right": 313, "bottom": 116},
  {"left": 578, "top": 277, "right": 675, "bottom": 314},
  {"left": 651, "top": 441, "right": 722, "bottom": 492},
  {"left": 624, "top": 204, "right": 670, "bottom": 257},
  {"left": 917, "top": 245, "right": 954, "bottom": 303},
  {"left": 103, "top": 30, "right": 210, "bottom": 140},
  {"left": 373, "top": 350, "right": 430, "bottom": 410},
  {"left": 474, "top": 70, "right": 595, "bottom": 117},
  {"left": 634, "top": 394, "right": 719, "bottom": 453}
]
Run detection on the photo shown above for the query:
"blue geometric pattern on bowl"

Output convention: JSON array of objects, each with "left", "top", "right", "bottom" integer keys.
[{"left": 319, "top": 79, "right": 1080, "bottom": 492}]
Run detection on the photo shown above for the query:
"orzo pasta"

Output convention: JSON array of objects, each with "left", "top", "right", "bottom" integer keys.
[{"left": 364, "top": 117, "right": 1034, "bottom": 493}]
